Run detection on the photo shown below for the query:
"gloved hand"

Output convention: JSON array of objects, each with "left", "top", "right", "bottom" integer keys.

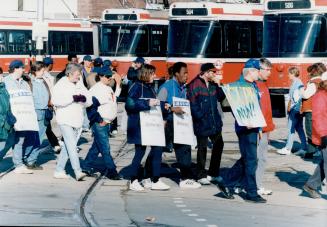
[
  {"left": 321, "top": 136, "right": 327, "bottom": 148},
  {"left": 73, "top": 95, "right": 87, "bottom": 103}
]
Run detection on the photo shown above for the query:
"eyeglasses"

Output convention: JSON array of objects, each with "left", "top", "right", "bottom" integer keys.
[
  {"left": 260, "top": 67, "right": 272, "bottom": 71},
  {"left": 104, "top": 75, "right": 112, "bottom": 79}
]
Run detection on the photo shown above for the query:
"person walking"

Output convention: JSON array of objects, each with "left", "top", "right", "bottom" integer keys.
[
  {"left": 277, "top": 67, "right": 307, "bottom": 155},
  {"left": 158, "top": 62, "right": 201, "bottom": 189},
  {"left": 256, "top": 58, "right": 275, "bottom": 195},
  {"left": 222, "top": 59, "right": 266, "bottom": 203},
  {"left": 83, "top": 67, "right": 122, "bottom": 179},
  {"left": 126, "top": 64, "right": 170, "bottom": 191},
  {"left": 303, "top": 73, "right": 327, "bottom": 199},
  {"left": 52, "top": 63, "right": 92, "bottom": 181},
  {"left": 299, "top": 63, "right": 326, "bottom": 158},
  {"left": 187, "top": 63, "right": 225, "bottom": 186},
  {"left": 42, "top": 57, "right": 61, "bottom": 154}
]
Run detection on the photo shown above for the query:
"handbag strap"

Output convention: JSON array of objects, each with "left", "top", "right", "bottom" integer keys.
[{"left": 42, "top": 78, "right": 52, "bottom": 107}]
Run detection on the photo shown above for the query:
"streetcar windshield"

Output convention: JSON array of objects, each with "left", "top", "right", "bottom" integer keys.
[
  {"left": 168, "top": 20, "right": 262, "bottom": 58},
  {"left": 263, "top": 14, "right": 327, "bottom": 57}
]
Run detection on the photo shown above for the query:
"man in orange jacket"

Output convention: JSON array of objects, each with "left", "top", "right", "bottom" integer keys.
[{"left": 255, "top": 58, "right": 275, "bottom": 196}]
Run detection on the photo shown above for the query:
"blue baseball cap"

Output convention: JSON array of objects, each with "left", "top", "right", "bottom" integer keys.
[
  {"left": 9, "top": 60, "right": 24, "bottom": 69},
  {"left": 100, "top": 66, "right": 113, "bottom": 77},
  {"left": 244, "top": 59, "right": 260, "bottom": 70},
  {"left": 83, "top": 55, "right": 92, "bottom": 62},
  {"left": 103, "top": 59, "right": 112, "bottom": 67},
  {"left": 94, "top": 57, "right": 103, "bottom": 65},
  {"left": 134, "top": 57, "right": 145, "bottom": 64},
  {"left": 43, "top": 57, "right": 53, "bottom": 65}
]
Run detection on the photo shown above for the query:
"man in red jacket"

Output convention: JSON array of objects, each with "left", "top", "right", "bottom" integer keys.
[{"left": 255, "top": 58, "right": 275, "bottom": 196}]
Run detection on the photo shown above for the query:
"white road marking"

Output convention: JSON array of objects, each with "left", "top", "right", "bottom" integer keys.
[
  {"left": 174, "top": 200, "right": 183, "bottom": 203},
  {"left": 176, "top": 204, "right": 186, "bottom": 207},
  {"left": 188, "top": 213, "right": 199, "bottom": 217},
  {"left": 181, "top": 209, "right": 192, "bottom": 212},
  {"left": 195, "top": 218, "right": 207, "bottom": 222}
]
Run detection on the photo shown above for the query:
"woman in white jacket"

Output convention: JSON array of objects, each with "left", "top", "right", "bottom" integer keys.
[
  {"left": 52, "top": 63, "right": 92, "bottom": 181},
  {"left": 83, "top": 67, "right": 122, "bottom": 179}
]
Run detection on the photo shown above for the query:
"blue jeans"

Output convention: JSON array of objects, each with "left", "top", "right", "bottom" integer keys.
[
  {"left": 0, "top": 130, "right": 15, "bottom": 160},
  {"left": 130, "top": 145, "right": 162, "bottom": 181},
  {"left": 286, "top": 110, "right": 307, "bottom": 151},
  {"left": 10, "top": 131, "right": 40, "bottom": 167},
  {"left": 56, "top": 125, "right": 82, "bottom": 173},
  {"left": 224, "top": 131, "right": 258, "bottom": 197},
  {"left": 83, "top": 123, "right": 117, "bottom": 174}
]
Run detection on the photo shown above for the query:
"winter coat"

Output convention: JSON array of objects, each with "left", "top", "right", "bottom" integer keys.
[
  {"left": 125, "top": 81, "right": 166, "bottom": 145},
  {"left": 0, "top": 83, "right": 15, "bottom": 141},
  {"left": 256, "top": 80, "right": 275, "bottom": 133},
  {"left": 187, "top": 75, "right": 225, "bottom": 137},
  {"left": 312, "top": 89, "right": 327, "bottom": 145}
]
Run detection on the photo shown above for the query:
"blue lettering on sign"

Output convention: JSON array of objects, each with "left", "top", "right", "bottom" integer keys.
[
  {"left": 173, "top": 101, "right": 189, "bottom": 107},
  {"left": 236, "top": 102, "right": 255, "bottom": 120}
]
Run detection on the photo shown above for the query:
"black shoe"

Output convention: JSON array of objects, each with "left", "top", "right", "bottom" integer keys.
[
  {"left": 106, "top": 173, "right": 123, "bottom": 180},
  {"left": 303, "top": 184, "right": 321, "bottom": 199},
  {"left": 26, "top": 163, "right": 43, "bottom": 170},
  {"left": 303, "top": 152, "right": 313, "bottom": 159},
  {"left": 244, "top": 195, "right": 267, "bottom": 203},
  {"left": 82, "top": 169, "right": 97, "bottom": 177},
  {"left": 216, "top": 182, "right": 234, "bottom": 199}
]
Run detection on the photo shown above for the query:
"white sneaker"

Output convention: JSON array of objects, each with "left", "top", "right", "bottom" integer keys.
[
  {"left": 142, "top": 178, "right": 152, "bottom": 189},
  {"left": 258, "top": 187, "right": 273, "bottom": 195},
  {"left": 197, "top": 177, "right": 211, "bottom": 185},
  {"left": 151, "top": 179, "right": 170, "bottom": 190},
  {"left": 75, "top": 171, "right": 86, "bottom": 181},
  {"left": 111, "top": 130, "right": 118, "bottom": 135},
  {"left": 129, "top": 179, "right": 145, "bottom": 191},
  {"left": 54, "top": 171, "right": 70, "bottom": 179},
  {"left": 179, "top": 179, "right": 201, "bottom": 189},
  {"left": 14, "top": 165, "right": 33, "bottom": 174},
  {"left": 277, "top": 147, "right": 291, "bottom": 155},
  {"left": 53, "top": 145, "right": 61, "bottom": 154},
  {"left": 294, "top": 149, "right": 307, "bottom": 156}
]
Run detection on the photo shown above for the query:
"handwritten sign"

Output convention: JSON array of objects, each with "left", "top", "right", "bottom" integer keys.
[
  {"left": 222, "top": 82, "right": 266, "bottom": 128},
  {"left": 140, "top": 105, "right": 165, "bottom": 146},
  {"left": 9, "top": 89, "right": 39, "bottom": 131},
  {"left": 173, "top": 97, "right": 197, "bottom": 146}
]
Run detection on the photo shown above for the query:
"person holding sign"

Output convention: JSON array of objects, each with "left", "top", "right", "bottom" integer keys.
[
  {"left": 3, "top": 60, "right": 39, "bottom": 174},
  {"left": 52, "top": 63, "right": 92, "bottom": 181},
  {"left": 158, "top": 62, "right": 201, "bottom": 189},
  {"left": 126, "top": 64, "right": 170, "bottom": 192},
  {"left": 223, "top": 59, "right": 266, "bottom": 203},
  {"left": 187, "top": 63, "right": 226, "bottom": 187}
]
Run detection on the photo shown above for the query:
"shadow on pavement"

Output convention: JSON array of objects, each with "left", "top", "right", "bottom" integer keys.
[{"left": 0, "top": 157, "right": 13, "bottom": 174}]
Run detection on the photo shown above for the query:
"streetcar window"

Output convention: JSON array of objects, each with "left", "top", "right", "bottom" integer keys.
[
  {"left": 7, "top": 31, "right": 33, "bottom": 54},
  {"left": 264, "top": 14, "right": 327, "bottom": 57},
  {"left": 168, "top": 20, "right": 222, "bottom": 58},
  {"left": 0, "top": 32, "right": 6, "bottom": 53},
  {"left": 224, "top": 22, "right": 251, "bottom": 57},
  {"left": 100, "top": 25, "right": 149, "bottom": 56},
  {"left": 48, "top": 31, "right": 93, "bottom": 55},
  {"left": 150, "top": 25, "right": 167, "bottom": 56}
]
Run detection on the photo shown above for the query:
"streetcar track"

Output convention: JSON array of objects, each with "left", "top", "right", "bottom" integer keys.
[{"left": 79, "top": 137, "right": 130, "bottom": 227}]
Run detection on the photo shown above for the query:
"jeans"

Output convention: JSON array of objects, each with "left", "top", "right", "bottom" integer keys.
[
  {"left": 286, "top": 110, "right": 307, "bottom": 151},
  {"left": 224, "top": 131, "right": 258, "bottom": 197},
  {"left": 11, "top": 131, "right": 40, "bottom": 167},
  {"left": 304, "top": 112, "right": 317, "bottom": 153},
  {"left": 56, "top": 124, "right": 82, "bottom": 173},
  {"left": 83, "top": 123, "right": 117, "bottom": 174},
  {"left": 256, "top": 132, "right": 268, "bottom": 188},
  {"left": 196, "top": 132, "right": 224, "bottom": 179},
  {"left": 0, "top": 130, "right": 15, "bottom": 160},
  {"left": 46, "top": 124, "right": 59, "bottom": 148},
  {"left": 130, "top": 144, "right": 162, "bottom": 181},
  {"left": 306, "top": 146, "right": 327, "bottom": 190}
]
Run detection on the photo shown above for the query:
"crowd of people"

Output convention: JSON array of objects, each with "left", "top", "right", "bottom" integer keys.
[{"left": 0, "top": 55, "right": 325, "bottom": 204}]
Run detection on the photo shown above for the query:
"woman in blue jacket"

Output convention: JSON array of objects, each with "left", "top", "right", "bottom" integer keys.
[{"left": 126, "top": 64, "right": 170, "bottom": 191}]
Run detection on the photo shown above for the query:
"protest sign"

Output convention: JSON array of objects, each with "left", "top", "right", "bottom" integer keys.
[
  {"left": 140, "top": 105, "right": 165, "bottom": 146},
  {"left": 9, "top": 89, "right": 39, "bottom": 131},
  {"left": 222, "top": 82, "right": 266, "bottom": 127},
  {"left": 173, "top": 97, "right": 197, "bottom": 146}
]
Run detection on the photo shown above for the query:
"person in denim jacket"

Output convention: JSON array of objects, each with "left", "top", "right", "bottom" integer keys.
[{"left": 277, "top": 67, "right": 307, "bottom": 155}]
